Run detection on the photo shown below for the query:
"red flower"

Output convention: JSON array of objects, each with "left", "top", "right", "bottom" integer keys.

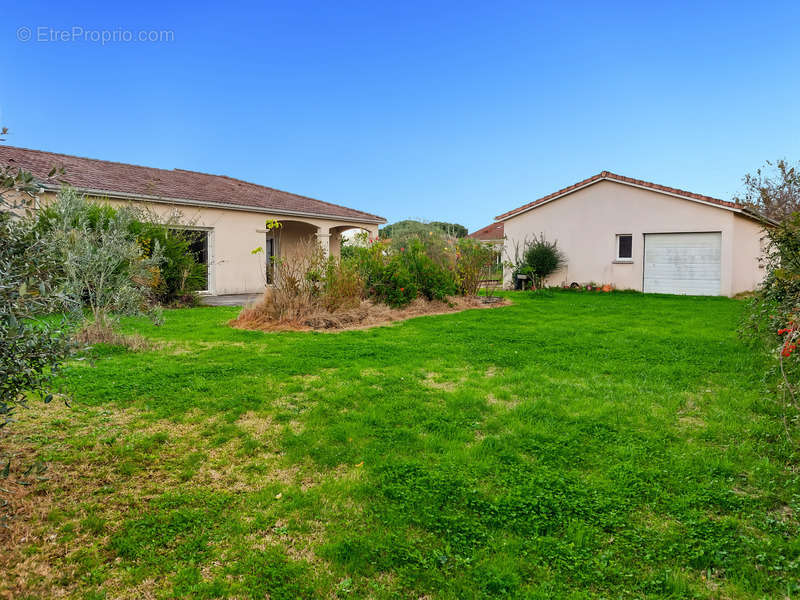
[
  {"left": 400, "top": 247, "right": 405, "bottom": 252},
  {"left": 400, "top": 287, "right": 404, "bottom": 291}
]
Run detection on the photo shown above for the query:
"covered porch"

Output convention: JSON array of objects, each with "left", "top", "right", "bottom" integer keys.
[{"left": 258, "top": 216, "right": 379, "bottom": 284}]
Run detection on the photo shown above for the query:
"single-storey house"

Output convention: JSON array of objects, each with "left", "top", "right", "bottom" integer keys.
[
  {"left": 0, "top": 145, "right": 385, "bottom": 296},
  {"left": 468, "top": 221, "right": 504, "bottom": 246},
  {"left": 495, "top": 171, "right": 769, "bottom": 296}
]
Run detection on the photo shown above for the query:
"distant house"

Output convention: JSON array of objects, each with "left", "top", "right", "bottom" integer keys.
[
  {"left": 468, "top": 221, "right": 504, "bottom": 246},
  {"left": 493, "top": 172, "right": 769, "bottom": 296},
  {"left": 468, "top": 222, "right": 504, "bottom": 280},
  {"left": 0, "top": 146, "right": 385, "bottom": 296}
]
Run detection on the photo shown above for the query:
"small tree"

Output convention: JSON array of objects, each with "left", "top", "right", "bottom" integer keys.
[
  {"left": 513, "top": 234, "right": 566, "bottom": 290},
  {"left": 734, "top": 159, "right": 800, "bottom": 222},
  {"left": 1, "top": 127, "right": 74, "bottom": 428},
  {"left": 455, "top": 238, "right": 495, "bottom": 296},
  {"left": 46, "top": 188, "right": 163, "bottom": 331},
  {"left": 0, "top": 209, "right": 76, "bottom": 426}
]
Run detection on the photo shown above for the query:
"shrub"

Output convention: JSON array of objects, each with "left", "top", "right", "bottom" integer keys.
[
  {"left": 251, "top": 228, "right": 480, "bottom": 317},
  {"left": 320, "top": 255, "right": 365, "bottom": 312},
  {"left": 1, "top": 151, "right": 76, "bottom": 425},
  {"left": 258, "top": 236, "right": 324, "bottom": 322},
  {"left": 129, "top": 222, "right": 206, "bottom": 305},
  {"left": 455, "top": 238, "right": 496, "bottom": 296},
  {"left": 39, "top": 202, "right": 206, "bottom": 306},
  {"left": 44, "top": 188, "right": 163, "bottom": 328},
  {"left": 511, "top": 234, "right": 567, "bottom": 289},
  {"left": 743, "top": 213, "right": 800, "bottom": 439},
  {"left": 348, "top": 237, "right": 456, "bottom": 307},
  {"left": 395, "top": 239, "right": 457, "bottom": 302},
  {"left": 1, "top": 207, "right": 76, "bottom": 424}
]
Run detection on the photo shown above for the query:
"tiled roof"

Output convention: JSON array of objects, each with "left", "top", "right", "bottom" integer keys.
[
  {"left": 495, "top": 171, "right": 750, "bottom": 221},
  {"left": 0, "top": 145, "right": 385, "bottom": 223},
  {"left": 468, "top": 222, "right": 504, "bottom": 240}
]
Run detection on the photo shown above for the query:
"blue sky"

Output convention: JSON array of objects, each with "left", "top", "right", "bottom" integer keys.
[{"left": 2, "top": 1, "right": 798, "bottom": 230}]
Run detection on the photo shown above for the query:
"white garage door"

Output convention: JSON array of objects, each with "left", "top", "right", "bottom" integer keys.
[{"left": 643, "top": 233, "right": 721, "bottom": 295}]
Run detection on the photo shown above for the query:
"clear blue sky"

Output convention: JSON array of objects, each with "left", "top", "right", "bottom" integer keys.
[{"left": 2, "top": 1, "right": 798, "bottom": 230}]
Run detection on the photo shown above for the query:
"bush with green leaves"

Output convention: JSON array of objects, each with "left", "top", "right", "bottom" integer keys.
[
  {"left": 0, "top": 132, "right": 76, "bottom": 428},
  {"left": 347, "top": 237, "right": 457, "bottom": 307},
  {"left": 396, "top": 239, "right": 457, "bottom": 302},
  {"left": 510, "top": 234, "right": 567, "bottom": 290},
  {"left": 130, "top": 222, "right": 206, "bottom": 305},
  {"left": 38, "top": 201, "right": 206, "bottom": 306},
  {"left": 44, "top": 188, "right": 163, "bottom": 328},
  {"left": 455, "top": 238, "right": 496, "bottom": 296},
  {"left": 0, "top": 207, "right": 76, "bottom": 427},
  {"left": 742, "top": 214, "right": 800, "bottom": 438}
]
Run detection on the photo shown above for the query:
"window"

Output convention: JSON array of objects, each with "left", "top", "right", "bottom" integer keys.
[
  {"left": 616, "top": 234, "right": 633, "bottom": 261},
  {"left": 170, "top": 228, "right": 211, "bottom": 292}
]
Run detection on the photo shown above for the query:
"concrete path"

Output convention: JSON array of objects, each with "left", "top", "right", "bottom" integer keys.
[{"left": 200, "top": 293, "right": 262, "bottom": 307}]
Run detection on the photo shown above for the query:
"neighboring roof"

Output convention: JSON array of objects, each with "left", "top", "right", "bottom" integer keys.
[
  {"left": 0, "top": 145, "right": 385, "bottom": 224},
  {"left": 495, "top": 171, "right": 769, "bottom": 223},
  {"left": 468, "top": 222, "right": 504, "bottom": 240}
]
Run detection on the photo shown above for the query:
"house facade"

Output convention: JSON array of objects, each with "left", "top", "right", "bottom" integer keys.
[
  {"left": 0, "top": 146, "right": 385, "bottom": 296},
  {"left": 496, "top": 172, "right": 767, "bottom": 296}
]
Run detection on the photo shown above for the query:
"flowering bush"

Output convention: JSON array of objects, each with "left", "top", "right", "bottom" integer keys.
[
  {"left": 743, "top": 213, "right": 800, "bottom": 438},
  {"left": 455, "top": 238, "right": 496, "bottom": 296}
]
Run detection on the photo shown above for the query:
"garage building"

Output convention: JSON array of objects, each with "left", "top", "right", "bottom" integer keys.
[{"left": 496, "top": 171, "right": 769, "bottom": 296}]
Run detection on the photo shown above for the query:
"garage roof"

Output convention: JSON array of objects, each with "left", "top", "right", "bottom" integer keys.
[{"left": 495, "top": 171, "right": 770, "bottom": 223}]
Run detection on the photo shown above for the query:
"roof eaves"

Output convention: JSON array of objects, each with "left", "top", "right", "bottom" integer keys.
[
  {"left": 37, "top": 182, "right": 387, "bottom": 224},
  {"left": 495, "top": 172, "right": 767, "bottom": 224}
]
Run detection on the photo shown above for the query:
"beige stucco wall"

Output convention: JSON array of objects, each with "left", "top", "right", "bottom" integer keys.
[
  {"left": 731, "top": 215, "right": 767, "bottom": 294},
  {"left": 501, "top": 180, "right": 765, "bottom": 296},
  {"left": 37, "top": 191, "right": 379, "bottom": 295}
]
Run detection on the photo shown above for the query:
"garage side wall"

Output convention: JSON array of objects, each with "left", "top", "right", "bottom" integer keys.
[
  {"left": 732, "top": 214, "right": 767, "bottom": 294},
  {"left": 501, "top": 180, "right": 759, "bottom": 296}
]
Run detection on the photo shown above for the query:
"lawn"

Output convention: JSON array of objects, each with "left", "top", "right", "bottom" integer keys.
[{"left": 2, "top": 292, "right": 798, "bottom": 599}]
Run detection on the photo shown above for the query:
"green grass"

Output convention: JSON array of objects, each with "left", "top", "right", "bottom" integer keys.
[{"left": 3, "top": 291, "right": 799, "bottom": 599}]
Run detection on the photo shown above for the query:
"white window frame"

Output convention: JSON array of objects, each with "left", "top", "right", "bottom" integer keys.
[{"left": 615, "top": 233, "right": 633, "bottom": 263}]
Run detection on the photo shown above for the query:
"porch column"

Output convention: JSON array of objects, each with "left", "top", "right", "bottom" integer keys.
[{"left": 317, "top": 228, "right": 331, "bottom": 258}]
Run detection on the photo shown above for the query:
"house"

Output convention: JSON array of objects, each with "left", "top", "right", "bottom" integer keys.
[
  {"left": 495, "top": 171, "right": 768, "bottom": 296},
  {"left": 0, "top": 145, "right": 385, "bottom": 296},
  {"left": 468, "top": 222, "right": 505, "bottom": 281},
  {"left": 468, "top": 221, "right": 504, "bottom": 246}
]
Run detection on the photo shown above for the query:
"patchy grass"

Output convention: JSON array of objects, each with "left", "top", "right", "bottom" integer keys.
[{"left": 1, "top": 291, "right": 798, "bottom": 599}]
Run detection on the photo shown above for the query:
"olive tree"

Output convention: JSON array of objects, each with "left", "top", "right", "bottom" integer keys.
[
  {"left": 1, "top": 128, "right": 74, "bottom": 428},
  {"left": 46, "top": 188, "right": 164, "bottom": 330},
  {"left": 734, "top": 159, "right": 800, "bottom": 222}
]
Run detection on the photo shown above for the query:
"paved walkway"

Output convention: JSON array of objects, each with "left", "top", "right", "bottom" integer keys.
[{"left": 200, "top": 293, "right": 262, "bottom": 307}]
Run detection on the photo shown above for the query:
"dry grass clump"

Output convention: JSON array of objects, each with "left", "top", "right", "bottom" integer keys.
[
  {"left": 73, "top": 319, "right": 157, "bottom": 351},
  {"left": 233, "top": 295, "right": 509, "bottom": 332},
  {"left": 233, "top": 233, "right": 507, "bottom": 332}
]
